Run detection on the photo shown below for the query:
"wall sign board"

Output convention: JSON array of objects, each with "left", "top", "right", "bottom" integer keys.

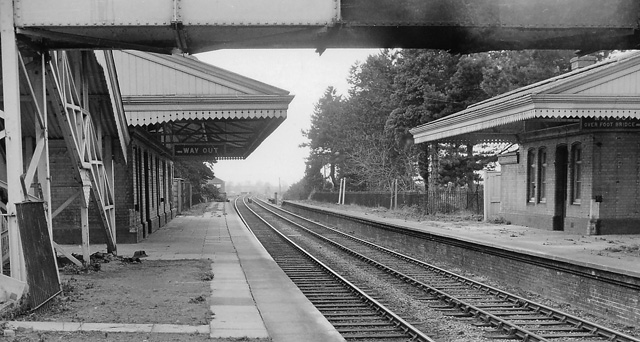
[
  {"left": 581, "top": 117, "right": 640, "bottom": 130},
  {"left": 174, "top": 145, "right": 222, "bottom": 156}
]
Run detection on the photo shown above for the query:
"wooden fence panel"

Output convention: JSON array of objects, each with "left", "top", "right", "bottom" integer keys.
[{"left": 16, "top": 201, "right": 61, "bottom": 309}]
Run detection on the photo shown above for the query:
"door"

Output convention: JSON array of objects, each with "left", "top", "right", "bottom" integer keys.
[
  {"left": 553, "top": 145, "right": 568, "bottom": 231},
  {"left": 483, "top": 171, "right": 501, "bottom": 221}
]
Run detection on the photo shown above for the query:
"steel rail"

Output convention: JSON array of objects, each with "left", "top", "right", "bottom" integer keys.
[
  {"left": 235, "top": 197, "right": 436, "bottom": 342},
  {"left": 283, "top": 201, "right": 640, "bottom": 291},
  {"left": 259, "top": 199, "right": 640, "bottom": 342}
]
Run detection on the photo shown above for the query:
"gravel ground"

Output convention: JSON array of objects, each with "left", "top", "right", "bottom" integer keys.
[
  {"left": 9, "top": 259, "right": 213, "bottom": 325},
  {"left": 263, "top": 202, "right": 640, "bottom": 341},
  {"left": 292, "top": 200, "right": 640, "bottom": 338},
  {"left": 2, "top": 258, "right": 216, "bottom": 342},
  {"left": 260, "top": 208, "right": 508, "bottom": 342}
]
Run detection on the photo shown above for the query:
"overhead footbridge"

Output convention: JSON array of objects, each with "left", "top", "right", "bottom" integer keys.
[{"left": 11, "top": 0, "right": 640, "bottom": 53}]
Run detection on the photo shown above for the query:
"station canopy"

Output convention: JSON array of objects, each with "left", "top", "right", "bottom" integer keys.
[
  {"left": 410, "top": 51, "right": 640, "bottom": 145},
  {"left": 112, "top": 50, "right": 294, "bottom": 161}
]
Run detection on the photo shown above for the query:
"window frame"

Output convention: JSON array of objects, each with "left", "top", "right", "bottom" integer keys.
[
  {"left": 526, "top": 149, "right": 536, "bottom": 203},
  {"left": 537, "top": 147, "right": 547, "bottom": 203},
  {"left": 571, "top": 143, "right": 582, "bottom": 204}
]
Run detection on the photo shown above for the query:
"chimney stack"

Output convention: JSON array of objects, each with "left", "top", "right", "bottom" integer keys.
[{"left": 570, "top": 55, "right": 598, "bottom": 70}]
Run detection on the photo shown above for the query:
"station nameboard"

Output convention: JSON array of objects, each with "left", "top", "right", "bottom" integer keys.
[
  {"left": 581, "top": 117, "right": 640, "bottom": 130},
  {"left": 174, "top": 144, "right": 221, "bottom": 156}
]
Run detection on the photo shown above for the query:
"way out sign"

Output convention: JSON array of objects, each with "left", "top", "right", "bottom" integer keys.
[{"left": 174, "top": 145, "right": 221, "bottom": 156}]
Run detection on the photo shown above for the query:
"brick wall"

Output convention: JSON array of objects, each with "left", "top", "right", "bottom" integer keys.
[
  {"left": 49, "top": 135, "right": 176, "bottom": 245},
  {"left": 124, "top": 139, "right": 175, "bottom": 241},
  {"left": 114, "top": 143, "right": 139, "bottom": 243},
  {"left": 50, "top": 140, "right": 112, "bottom": 244},
  {"left": 592, "top": 132, "right": 640, "bottom": 234},
  {"left": 499, "top": 131, "right": 640, "bottom": 234},
  {"left": 284, "top": 202, "right": 640, "bottom": 326}
]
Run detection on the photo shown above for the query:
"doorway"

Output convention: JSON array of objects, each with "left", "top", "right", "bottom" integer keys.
[
  {"left": 137, "top": 148, "right": 146, "bottom": 238},
  {"left": 144, "top": 151, "right": 152, "bottom": 235},
  {"left": 553, "top": 145, "right": 568, "bottom": 231}
]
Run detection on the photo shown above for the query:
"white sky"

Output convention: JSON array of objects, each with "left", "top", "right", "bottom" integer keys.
[{"left": 195, "top": 49, "right": 379, "bottom": 187}]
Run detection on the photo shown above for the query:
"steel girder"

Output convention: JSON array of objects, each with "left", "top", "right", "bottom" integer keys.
[
  {"left": 2, "top": 16, "right": 118, "bottom": 303},
  {"left": 46, "top": 51, "right": 117, "bottom": 254},
  {"left": 10, "top": 0, "right": 640, "bottom": 54}
]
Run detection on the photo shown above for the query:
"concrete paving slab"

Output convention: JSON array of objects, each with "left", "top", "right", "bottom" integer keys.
[
  {"left": 151, "top": 324, "right": 209, "bottom": 334},
  {"left": 53, "top": 202, "right": 344, "bottom": 341},
  {"left": 210, "top": 285, "right": 252, "bottom": 297},
  {"left": 78, "top": 323, "right": 154, "bottom": 333},
  {"left": 8, "top": 321, "right": 83, "bottom": 332},
  {"left": 210, "top": 305, "right": 264, "bottom": 327},
  {"left": 209, "top": 327, "right": 268, "bottom": 339},
  {"left": 212, "top": 254, "right": 240, "bottom": 262},
  {"left": 225, "top": 202, "right": 346, "bottom": 342},
  {"left": 209, "top": 305, "right": 268, "bottom": 339},
  {"left": 210, "top": 296, "right": 256, "bottom": 306},
  {"left": 8, "top": 321, "right": 211, "bottom": 334}
]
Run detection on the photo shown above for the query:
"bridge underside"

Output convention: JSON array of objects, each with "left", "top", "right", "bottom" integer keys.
[
  {"left": 13, "top": 0, "right": 640, "bottom": 53},
  {"left": 19, "top": 25, "right": 639, "bottom": 55}
]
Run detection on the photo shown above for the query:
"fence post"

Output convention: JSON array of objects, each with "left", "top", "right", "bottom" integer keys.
[
  {"left": 389, "top": 180, "right": 394, "bottom": 210},
  {"left": 483, "top": 171, "right": 489, "bottom": 221},
  {"left": 394, "top": 179, "right": 398, "bottom": 210}
]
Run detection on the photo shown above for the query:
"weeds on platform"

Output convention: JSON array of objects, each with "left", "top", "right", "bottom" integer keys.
[
  {"left": 200, "top": 270, "right": 214, "bottom": 281},
  {"left": 604, "top": 243, "right": 640, "bottom": 256}
]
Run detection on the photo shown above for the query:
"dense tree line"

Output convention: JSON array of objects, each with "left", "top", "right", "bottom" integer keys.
[
  {"left": 287, "top": 49, "right": 580, "bottom": 200},
  {"left": 174, "top": 160, "right": 217, "bottom": 203}
]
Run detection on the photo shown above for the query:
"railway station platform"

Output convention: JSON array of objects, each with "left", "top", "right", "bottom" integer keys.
[
  {"left": 286, "top": 201, "right": 640, "bottom": 277},
  {"left": 7, "top": 202, "right": 344, "bottom": 342}
]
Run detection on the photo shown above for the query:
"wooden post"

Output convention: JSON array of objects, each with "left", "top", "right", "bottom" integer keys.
[
  {"left": 483, "top": 171, "right": 489, "bottom": 222},
  {"left": 389, "top": 181, "right": 393, "bottom": 209},
  {"left": 34, "top": 55, "right": 53, "bottom": 237},
  {"left": 394, "top": 179, "right": 398, "bottom": 210},
  {"left": 81, "top": 170, "right": 91, "bottom": 267},
  {"left": 1, "top": 0, "right": 26, "bottom": 281},
  {"left": 104, "top": 135, "right": 116, "bottom": 240}
]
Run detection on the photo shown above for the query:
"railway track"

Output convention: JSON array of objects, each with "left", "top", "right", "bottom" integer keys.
[
  {"left": 247, "top": 198, "right": 640, "bottom": 342},
  {"left": 235, "top": 197, "right": 435, "bottom": 342}
]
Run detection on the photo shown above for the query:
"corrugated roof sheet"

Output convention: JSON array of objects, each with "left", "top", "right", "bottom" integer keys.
[{"left": 113, "top": 50, "right": 294, "bottom": 160}]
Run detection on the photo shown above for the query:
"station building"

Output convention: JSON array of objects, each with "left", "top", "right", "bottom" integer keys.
[
  {"left": 49, "top": 51, "right": 293, "bottom": 245},
  {"left": 411, "top": 52, "right": 640, "bottom": 235}
]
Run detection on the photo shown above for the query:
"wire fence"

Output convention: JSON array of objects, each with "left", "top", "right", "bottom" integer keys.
[{"left": 311, "top": 189, "right": 483, "bottom": 215}]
